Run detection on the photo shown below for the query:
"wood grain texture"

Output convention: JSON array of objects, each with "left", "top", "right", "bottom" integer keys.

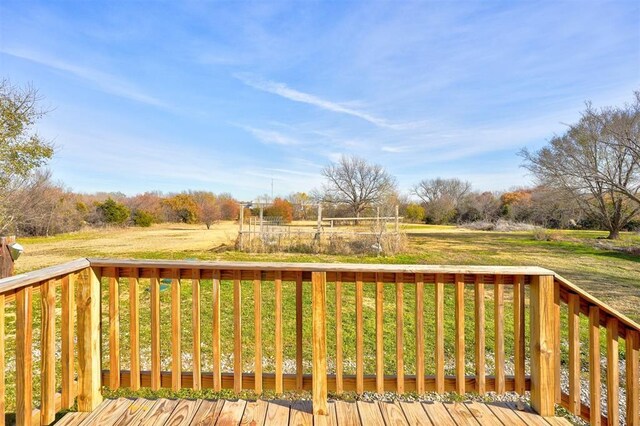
[
  {"left": 513, "top": 274, "right": 525, "bottom": 395},
  {"left": 357, "top": 401, "right": 384, "bottom": 426},
  {"left": 212, "top": 270, "right": 221, "bottom": 391},
  {"left": 379, "top": 401, "right": 409, "bottom": 425},
  {"left": 455, "top": 274, "right": 465, "bottom": 395},
  {"left": 626, "top": 330, "right": 639, "bottom": 426},
  {"left": 296, "top": 271, "right": 303, "bottom": 391},
  {"left": 76, "top": 267, "right": 102, "bottom": 411},
  {"left": 396, "top": 273, "right": 405, "bottom": 394},
  {"left": 529, "top": 275, "right": 555, "bottom": 417},
  {"left": 234, "top": 270, "right": 243, "bottom": 393},
  {"left": 589, "top": 306, "right": 601, "bottom": 426},
  {"left": 494, "top": 275, "right": 504, "bottom": 394},
  {"left": 253, "top": 270, "right": 262, "bottom": 394},
  {"left": 150, "top": 272, "right": 161, "bottom": 391},
  {"left": 171, "top": 271, "right": 182, "bottom": 391},
  {"left": 375, "top": 272, "right": 384, "bottom": 394},
  {"left": 109, "top": 274, "right": 121, "bottom": 390},
  {"left": 335, "top": 272, "right": 343, "bottom": 395},
  {"left": 61, "top": 274, "right": 75, "bottom": 408},
  {"left": 474, "top": 274, "right": 485, "bottom": 395},
  {"left": 435, "top": 274, "right": 445, "bottom": 394},
  {"left": 312, "top": 272, "right": 328, "bottom": 422},
  {"left": 128, "top": 270, "right": 140, "bottom": 391},
  {"left": 415, "top": 273, "right": 425, "bottom": 394},
  {"left": 241, "top": 399, "right": 268, "bottom": 426},
  {"left": 192, "top": 269, "right": 201, "bottom": 390},
  {"left": 356, "top": 272, "right": 364, "bottom": 394},
  {"left": 605, "top": 317, "right": 618, "bottom": 426},
  {"left": 399, "top": 401, "right": 433, "bottom": 425},
  {"left": 567, "top": 293, "right": 581, "bottom": 415},
  {"left": 41, "top": 279, "right": 56, "bottom": 425},
  {"left": 164, "top": 399, "right": 202, "bottom": 426},
  {"left": 16, "top": 285, "right": 32, "bottom": 426},
  {"left": 275, "top": 270, "right": 283, "bottom": 394}
]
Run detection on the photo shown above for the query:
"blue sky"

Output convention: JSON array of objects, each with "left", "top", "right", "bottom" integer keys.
[{"left": 1, "top": 1, "right": 638, "bottom": 200}]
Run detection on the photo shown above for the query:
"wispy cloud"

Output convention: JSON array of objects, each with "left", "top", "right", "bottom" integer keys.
[
  {"left": 0, "top": 47, "right": 167, "bottom": 108},
  {"left": 235, "top": 73, "right": 422, "bottom": 130},
  {"left": 241, "top": 126, "right": 300, "bottom": 146}
]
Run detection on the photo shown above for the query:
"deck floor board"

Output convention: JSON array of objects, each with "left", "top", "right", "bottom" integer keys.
[{"left": 57, "top": 398, "right": 572, "bottom": 425}]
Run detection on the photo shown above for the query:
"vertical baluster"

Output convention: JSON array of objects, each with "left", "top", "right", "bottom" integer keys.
[
  {"left": 568, "top": 293, "right": 581, "bottom": 415},
  {"left": 455, "top": 273, "right": 465, "bottom": 395},
  {"left": 514, "top": 275, "right": 525, "bottom": 395},
  {"left": 296, "top": 271, "right": 304, "bottom": 390},
  {"left": 129, "top": 268, "right": 140, "bottom": 391},
  {"left": 529, "top": 274, "right": 555, "bottom": 416},
  {"left": 150, "top": 271, "right": 161, "bottom": 390},
  {"left": 109, "top": 271, "right": 120, "bottom": 389},
  {"left": 41, "top": 279, "right": 56, "bottom": 425},
  {"left": 212, "top": 270, "right": 222, "bottom": 391},
  {"left": 589, "top": 306, "right": 601, "bottom": 426},
  {"left": 171, "top": 269, "right": 182, "bottom": 391},
  {"left": 435, "top": 273, "right": 444, "bottom": 393},
  {"left": 311, "top": 271, "right": 328, "bottom": 421},
  {"left": 554, "top": 282, "right": 561, "bottom": 403},
  {"left": 415, "top": 273, "right": 424, "bottom": 394},
  {"left": 254, "top": 270, "right": 262, "bottom": 393},
  {"left": 275, "top": 270, "right": 283, "bottom": 393},
  {"left": 606, "top": 317, "right": 618, "bottom": 426},
  {"left": 61, "top": 274, "right": 75, "bottom": 407},
  {"left": 16, "top": 286, "right": 32, "bottom": 426},
  {"left": 0, "top": 293, "right": 4, "bottom": 426},
  {"left": 494, "top": 275, "right": 504, "bottom": 394},
  {"left": 474, "top": 274, "right": 485, "bottom": 395},
  {"left": 234, "top": 270, "right": 242, "bottom": 392},
  {"left": 335, "top": 272, "right": 343, "bottom": 394},
  {"left": 626, "top": 330, "right": 639, "bottom": 426},
  {"left": 192, "top": 269, "right": 201, "bottom": 390},
  {"left": 356, "top": 272, "right": 364, "bottom": 394},
  {"left": 77, "top": 267, "right": 102, "bottom": 411},
  {"left": 375, "top": 272, "right": 383, "bottom": 394},
  {"left": 396, "top": 273, "right": 404, "bottom": 393}
]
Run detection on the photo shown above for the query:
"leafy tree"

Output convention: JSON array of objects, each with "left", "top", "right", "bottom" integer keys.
[
  {"left": 217, "top": 193, "right": 240, "bottom": 220},
  {"left": 321, "top": 155, "right": 397, "bottom": 218},
  {"left": 97, "top": 198, "right": 130, "bottom": 225},
  {"left": 264, "top": 197, "right": 293, "bottom": 223},
  {"left": 163, "top": 193, "right": 199, "bottom": 223},
  {"left": 191, "top": 191, "right": 219, "bottom": 229},
  {"left": 405, "top": 203, "right": 426, "bottom": 222}
]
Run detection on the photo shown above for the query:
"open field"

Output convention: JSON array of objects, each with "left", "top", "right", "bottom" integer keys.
[{"left": 15, "top": 221, "right": 640, "bottom": 321}]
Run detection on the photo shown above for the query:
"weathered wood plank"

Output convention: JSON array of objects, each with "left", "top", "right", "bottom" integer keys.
[
  {"left": 77, "top": 267, "right": 102, "bottom": 411},
  {"left": 264, "top": 400, "right": 289, "bottom": 424},
  {"left": 61, "top": 274, "right": 75, "bottom": 408},
  {"left": 464, "top": 402, "right": 502, "bottom": 426},
  {"left": 109, "top": 274, "right": 121, "bottom": 390},
  {"left": 444, "top": 402, "right": 479, "bottom": 425},
  {"left": 415, "top": 273, "right": 425, "bottom": 394},
  {"left": 82, "top": 398, "right": 134, "bottom": 425},
  {"left": 254, "top": 270, "right": 262, "bottom": 394},
  {"left": 589, "top": 306, "right": 601, "bottom": 426},
  {"left": 606, "top": 317, "right": 619, "bottom": 426},
  {"left": 484, "top": 402, "right": 527, "bottom": 425},
  {"left": 234, "top": 270, "right": 242, "bottom": 393},
  {"left": 129, "top": 270, "right": 140, "bottom": 391},
  {"left": 375, "top": 272, "right": 384, "bottom": 394},
  {"left": 16, "top": 285, "right": 32, "bottom": 426},
  {"left": 435, "top": 274, "right": 445, "bottom": 394},
  {"left": 422, "top": 402, "right": 453, "bottom": 425},
  {"left": 312, "top": 272, "right": 328, "bottom": 420},
  {"left": 112, "top": 398, "right": 156, "bottom": 426},
  {"left": 356, "top": 272, "right": 364, "bottom": 394},
  {"left": 241, "top": 399, "right": 268, "bottom": 426},
  {"left": 275, "top": 270, "right": 283, "bottom": 394},
  {"left": 191, "top": 399, "right": 224, "bottom": 425},
  {"left": 150, "top": 272, "right": 161, "bottom": 391},
  {"left": 356, "top": 401, "right": 384, "bottom": 426},
  {"left": 474, "top": 274, "right": 485, "bottom": 395},
  {"left": 396, "top": 273, "right": 405, "bottom": 394},
  {"left": 138, "top": 398, "right": 179, "bottom": 426},
  {"left": 455, "top": 274, "right": 465, "bottom": 395},
  {"left": 529, "top": 275, "right": 556, "bottom": 416},
  {"left": 164, "top": 399, "right": 202, "bottom": 426},
  {"left": 379, "top": 401, "right": 409, "bottom": 425},
  {"left": 212, "top": 270, "right": 222, "bottom": 391},
  {"left": 289, "top": 400, "right": 312, "bottom": 426},
  {"left": 514, "top": 274, "right": 525, "bottom": 395},
  {"left": 399, "top": 401, "right": 433, "bottom": 425},
  {"left": 334, "top": 401, "right": 358, "bottom": 425},
  {"left": 494, "top": 275, "right": 504, "bottom": 394},
  {"left": 192, "top": 269, "right": 201, "bottom": 391},
  {"left": 41, "top": 279, "right": 56, "bottom": 425},
  {"left": 171, "top": 271, "right": 182, "bottom": 391},
  {"left": 0, "top": 258, "right": 89, "bottom": 294},
  {"left": 335, "top": 272, "right": 343, "bottom": 394},
  {"left": 567, "top": 293, "right": 581, "bottom": 416}
]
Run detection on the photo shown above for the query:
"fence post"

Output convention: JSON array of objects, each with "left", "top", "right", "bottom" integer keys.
[
  {"left": 0, "top": 236, "right": 16, "bottom": 278},
  {"left": 311, "top": 271, "right": 328, "bottom": 425},
  {"left": 76, "top": 266, "right": 103, "bottom": 411},
  {"left": 529, "top": 274, "right": 558, "bottom": 416}
]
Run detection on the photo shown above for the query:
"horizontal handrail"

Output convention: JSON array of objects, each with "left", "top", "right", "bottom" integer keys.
[{"left": 0, "top": 258, "right": 89, "bottom": 295}]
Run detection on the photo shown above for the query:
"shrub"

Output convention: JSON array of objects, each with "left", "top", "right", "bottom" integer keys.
[
  {"left": 96, "top": 198, "right": 130, "bottom": 225},
  {"left": 132, "top": 210, "right": 154, "bottom": 227}
]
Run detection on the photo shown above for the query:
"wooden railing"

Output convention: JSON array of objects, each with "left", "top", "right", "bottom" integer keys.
[{"left": 0, "top": 259, "right": 637, "bottom": 425}]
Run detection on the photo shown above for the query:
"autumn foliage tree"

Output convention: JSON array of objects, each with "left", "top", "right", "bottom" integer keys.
[{"left": 264, "top": 197, "right": 293, "bottom": 223}]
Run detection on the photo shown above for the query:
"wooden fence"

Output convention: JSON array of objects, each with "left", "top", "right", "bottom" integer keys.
[{"left": 0, "top": 259, "right": 637, "bottom": 425}]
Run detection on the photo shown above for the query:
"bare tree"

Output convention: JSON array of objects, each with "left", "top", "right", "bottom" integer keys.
[
  {"left": 413, "top": 178, "right": 471, "bottom": 224},
  {"left": 321, "top": 155, "right": 397, "bottom": 218},
  {"left": 520, "top": 98, "right": 640, "bottom": 239}
]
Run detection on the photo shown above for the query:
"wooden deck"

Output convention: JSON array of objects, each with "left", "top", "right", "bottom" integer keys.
[{"left": 55, "top": 398, "right": 572, "bottom": 425}]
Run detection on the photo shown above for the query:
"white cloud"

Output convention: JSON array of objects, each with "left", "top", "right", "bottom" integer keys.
[{"left": 241, "top": 126, "right": 300, "bottom": 146}]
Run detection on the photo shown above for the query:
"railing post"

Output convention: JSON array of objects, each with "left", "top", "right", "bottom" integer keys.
[
  {"left": 311, "top": 271, "right": 328, "bottom": 425},
  {"left": 529, "top": 274, "right": 558, "bottom": 416},
  {"left": 76, "top": 266, "right": 103, "bottom": 411}
]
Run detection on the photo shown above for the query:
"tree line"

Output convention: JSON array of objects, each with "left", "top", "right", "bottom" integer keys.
[{"left": 2, "top": 78, "right": 638, "bottom": 238}]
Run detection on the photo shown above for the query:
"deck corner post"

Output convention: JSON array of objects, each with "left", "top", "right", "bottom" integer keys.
[
  {"left": 529, "top": 274, "right": 558, "bottom": 417},
  {"left": 76, "top": 266, "right": 103, "bottom": 412},
  {"left": 311, "top": 271, "right": 328, "bottom": 424}
]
